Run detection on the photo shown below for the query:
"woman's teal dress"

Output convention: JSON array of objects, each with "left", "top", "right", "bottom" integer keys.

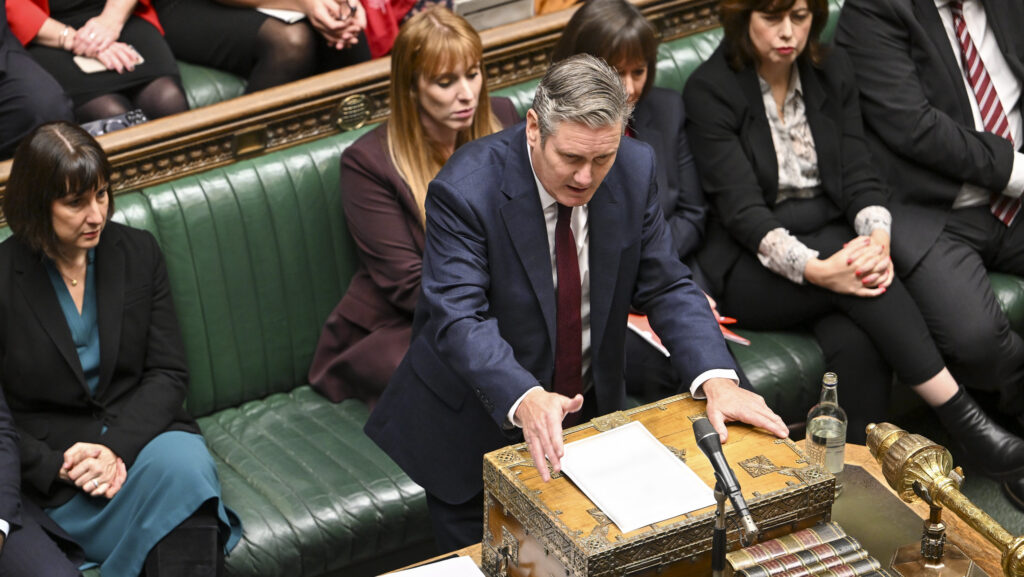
[{"left": 43, "top": 251, "right": 242, "bottom": 577}]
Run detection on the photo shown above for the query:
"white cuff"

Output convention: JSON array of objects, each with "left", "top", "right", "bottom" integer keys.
[
  {"left": 506, "top": 385, "right": 544, "bottom": 428},
  {"left": 853, "top": 205, "right": 892, "bottom": 237},
  {"left": 757, "top": 227, "right": 819, "bottom": 285},
  {"left": 1003, "top": 151, "right": 1024, "bottom": 198},
  {"left": 689, "top": 369, "right": 741, "bottom": 399},
  {"left": 0, "top": 518, "right": 9, "bottom": 538}
]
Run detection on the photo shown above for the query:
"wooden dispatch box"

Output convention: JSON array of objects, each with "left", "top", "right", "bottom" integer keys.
[{"left": 481, "top": 394, "right": 835, "bottom": 577}]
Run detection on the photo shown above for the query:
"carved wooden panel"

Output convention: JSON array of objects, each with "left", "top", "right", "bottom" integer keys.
[{"left": 0, "top": 0, "right": 724, "bottom": 220}]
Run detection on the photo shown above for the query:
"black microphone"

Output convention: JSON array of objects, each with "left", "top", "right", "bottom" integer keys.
[{"left": 692, "top": 417, "right": 758, "bottom": 539}]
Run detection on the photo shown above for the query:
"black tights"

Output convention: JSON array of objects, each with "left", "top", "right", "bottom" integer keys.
[
  {"left": 143, "top": 501, "right": 223, "bottom": 577},
  {"left": 75, "top": 76, "right": 188, "bottom": 122},
  {"left": 246, "top": 18, "right": 317, "bottom": 94}
]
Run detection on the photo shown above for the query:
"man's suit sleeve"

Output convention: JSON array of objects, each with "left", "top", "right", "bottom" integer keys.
[
  {"left": 835, "top": 0, "right": 1015, "bottom": 193},
  {"left": 418, "top": 179, "right": 540, "bottom": 427}
]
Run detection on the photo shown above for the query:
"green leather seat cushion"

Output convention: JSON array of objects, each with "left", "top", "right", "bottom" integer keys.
[{"left": 199, "top": 388, "right": 428, "bottom": 576}]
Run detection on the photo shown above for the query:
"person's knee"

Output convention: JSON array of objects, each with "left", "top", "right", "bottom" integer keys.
[
  {"left": 23, "top": 89, "right": 74, "bottom": 127},
  {"left": 944, "top": 322, "right": 1016, "bottom": 387}
]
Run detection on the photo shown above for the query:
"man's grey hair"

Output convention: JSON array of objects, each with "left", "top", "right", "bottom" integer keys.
[{"left": 532, "top": 54, "right": 634, "bottom": 142}]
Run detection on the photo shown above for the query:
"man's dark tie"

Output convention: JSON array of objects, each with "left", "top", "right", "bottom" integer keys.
[
  {"left": 554, "top": 204, "right": 583, "bottom": 425},
  {"left": 950, "top": 0, "right": 1021, "bottom": 225}
]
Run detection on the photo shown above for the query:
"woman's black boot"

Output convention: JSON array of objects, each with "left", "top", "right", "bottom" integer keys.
[
  {"left": 934, "top": 387, "right": 1024, "bottom": 511},
  {"left": 143, "top": 504, "right": 224, "bottom": 577}
]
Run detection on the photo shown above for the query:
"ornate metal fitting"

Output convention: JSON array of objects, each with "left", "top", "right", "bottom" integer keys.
[
  {"left": 591, "top": 411, "right": 630, "bottom": 432},
  {"left": 333, "top": 94, "right": 373, "bottom": 131}
]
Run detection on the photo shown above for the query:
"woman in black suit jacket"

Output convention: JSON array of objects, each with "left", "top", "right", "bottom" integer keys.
[
  {"left": 683, "top": 0, "right": 1024, "bottom": 485},
  {"left": 0, "top": 122, "right": 241, "bottom": 576}
]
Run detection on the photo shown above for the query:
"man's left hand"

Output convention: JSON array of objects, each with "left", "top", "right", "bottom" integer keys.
[{"left": 702, "top": 378, "right": 789, "bottom": 441}]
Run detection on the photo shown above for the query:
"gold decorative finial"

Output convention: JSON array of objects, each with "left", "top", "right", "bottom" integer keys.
[{"left": 866, "top": 423, "right": 1024, "bottom": 577}]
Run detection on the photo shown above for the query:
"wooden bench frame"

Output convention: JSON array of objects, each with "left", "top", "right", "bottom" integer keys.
[{"left": 0, "top": 0, "right": 718, "bottom": 207}]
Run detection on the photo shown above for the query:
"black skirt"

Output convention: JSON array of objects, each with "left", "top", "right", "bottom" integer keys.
[{"left": 27, "top": 8, "right": 179, "bottom": 107}]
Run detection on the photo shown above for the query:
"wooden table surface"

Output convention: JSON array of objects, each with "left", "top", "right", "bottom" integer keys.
[{"left": 400, "top": 444, "right": 1007, "bottom": 577}]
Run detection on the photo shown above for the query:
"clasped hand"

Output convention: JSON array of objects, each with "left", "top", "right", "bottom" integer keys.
[
  {"left": 804, "top": 230, "right": 893, "bottom": 296},
  {"left": 302, "top": 0, "right": 365, "bottom": 50},
  {"left": 59, "top": 442, "right": 127, "bottom": 499},
  {"left": 71, "top": 14, "right": 123, "bottom": 57}
]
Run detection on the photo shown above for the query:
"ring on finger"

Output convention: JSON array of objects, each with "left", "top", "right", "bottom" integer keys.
[{"left": 91, "top": 479, "right": 100, "bottom": 489}]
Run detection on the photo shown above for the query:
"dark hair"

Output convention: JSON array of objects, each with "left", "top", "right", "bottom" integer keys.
[
  {"left": 4, "top": 121, "right": 113, "bottom": 257},
  {"left": 719, "top": 0, "right": 829, "bottom": 71},
  {"left": 551, "top": 0, "right": 659, "bottom": 100}
]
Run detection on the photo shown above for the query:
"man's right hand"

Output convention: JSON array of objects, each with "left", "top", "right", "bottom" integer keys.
[{"left": 514, "top": 389, "right": 584, "bottom": 482}]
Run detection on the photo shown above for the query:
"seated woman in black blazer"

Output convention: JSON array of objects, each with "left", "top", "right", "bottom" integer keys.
[
  {"left": 683, "top": 0, "right": 1024, "bottom": 498},
  {"left": 0, "top": 122, "right": 241, "bottom": 576}
]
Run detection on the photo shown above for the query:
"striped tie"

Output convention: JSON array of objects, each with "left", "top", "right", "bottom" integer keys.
[{"left": 950, "top": 1, "right": 1021, "bottom": 226}]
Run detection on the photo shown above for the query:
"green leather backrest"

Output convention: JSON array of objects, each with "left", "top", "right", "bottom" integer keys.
[
  {"left": 130, "top": 128, "right": 369, "bottom": 417},
  {"left": 178, "top": 61, "right": 247, "bottom": 110}
]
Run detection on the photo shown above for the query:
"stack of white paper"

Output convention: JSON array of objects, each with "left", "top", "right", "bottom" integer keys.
[
  {"left": 560, "top": 421, "right": 715, "bottom": 533},
  {"left": 381, "top": 555, "right": 485, "bottom": 577}
]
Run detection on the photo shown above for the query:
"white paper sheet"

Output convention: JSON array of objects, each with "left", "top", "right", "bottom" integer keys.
[
  {"left": 381, "top": 555, "right": 485, "bottom": 577},
  {"left": 256, "top": 8, "right": 307, "bottom": 23},
  {"left": 560, "top": 421, "right": 715, "bottom": 533}
]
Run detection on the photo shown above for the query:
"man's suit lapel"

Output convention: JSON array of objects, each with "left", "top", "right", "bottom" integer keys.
[
  {"left": 500, "top": 130, "right": 557, "bottom": 349},
  {"left": 586, "top": 179, "right": 622, "bottom": 361},
  {"left": 914, "top": 0, "right": 977, "bottom": 124},
  {"left": 980, "top": 0, "right": 1024, "bottom": 89},
  {"left": 95, "top": 226, "right": 124, "bottom": 398},
  {"left": 13, "top": 246, "right": 86, "bottom": 386}
]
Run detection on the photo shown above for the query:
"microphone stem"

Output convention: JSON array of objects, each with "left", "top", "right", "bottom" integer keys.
[{"left": 713, "top": 482, "right": 727, "bottom": 577}]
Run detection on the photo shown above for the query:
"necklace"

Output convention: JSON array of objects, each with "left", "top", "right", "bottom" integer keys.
[{"left": 56, "top": 262, "right": 85, "bottom": 288}]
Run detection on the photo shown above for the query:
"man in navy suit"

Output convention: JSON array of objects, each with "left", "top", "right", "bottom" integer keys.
[
  {"left": 0, "top": 388, "right": 82, "bottom": 577},
  {"left": 365, "top": 55, "right": 789, "bottom": 552}
]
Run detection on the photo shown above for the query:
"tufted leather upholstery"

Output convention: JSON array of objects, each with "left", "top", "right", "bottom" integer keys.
[
  {"left": 178, "top": 61, "right": 247, "bottom": 110},
  {"left": 106, "top": 129, "right": 434, "bottom": 577}
]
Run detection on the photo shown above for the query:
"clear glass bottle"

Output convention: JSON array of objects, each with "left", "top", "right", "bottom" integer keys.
[{"left": 806, "top": 372, "right": 847, "bottom": 497}]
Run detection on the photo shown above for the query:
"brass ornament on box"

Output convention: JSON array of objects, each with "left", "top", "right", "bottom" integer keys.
[{"left": 865, "top": 423, "right": 1024, "bottom": 577}]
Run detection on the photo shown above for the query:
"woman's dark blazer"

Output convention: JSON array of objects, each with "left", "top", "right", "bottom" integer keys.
[
  {"left": 682, "top": 44, "right": 887, "bottom": 295},
  {"left": 633, "top": 86, "right": 706, "bottom": 261},
  {"left": 0, "top": 221, "right": 198, "bottom": 508},
  {"left": 308, "top": 97, "right": 521, "bottom": 403}
]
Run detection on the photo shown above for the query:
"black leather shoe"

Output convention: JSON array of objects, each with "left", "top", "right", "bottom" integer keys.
[
  {"left": 1004, "top": 478, "right": 1024, "bottom": 513},
  {"left": 934, "top": 387, "right": 1024, "bottom": 480}
]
